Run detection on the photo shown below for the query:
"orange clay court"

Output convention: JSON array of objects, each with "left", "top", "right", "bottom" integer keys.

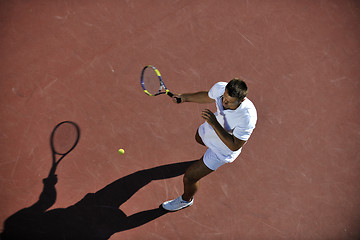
[{"left": 0, "top": 1, "right": 359, "bottom": 239}]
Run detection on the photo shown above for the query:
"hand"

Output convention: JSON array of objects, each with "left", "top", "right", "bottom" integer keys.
[
  {"left": 43, "top": 174, "right": 58, "bottom": 186},
  {"left": 201, "top": 109, "right": 218, "bottom": 126},
  {"left": 172, "top": 94, "right": 183, "bottom": 104}
]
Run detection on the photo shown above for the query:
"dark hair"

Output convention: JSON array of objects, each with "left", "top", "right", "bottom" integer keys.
[{"left": 226, "top": 78, "right": 248, "bottom": 101}]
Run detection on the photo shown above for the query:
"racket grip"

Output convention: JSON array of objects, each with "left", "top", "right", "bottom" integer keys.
[{"left": 167, "top": 92, "right": 182, "bottom": 103}]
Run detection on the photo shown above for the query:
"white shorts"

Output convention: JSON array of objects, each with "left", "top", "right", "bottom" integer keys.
[{"left": 203, "top": 148, "right": 230, "bottom": 171}]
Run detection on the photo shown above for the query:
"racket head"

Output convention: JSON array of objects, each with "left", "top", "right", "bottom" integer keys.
[
  {"left": 140, "top": 65, "right": 168, "bottom": 96},
  {"left": 50, "top": 121, "right": 80, "bottom": 156}
]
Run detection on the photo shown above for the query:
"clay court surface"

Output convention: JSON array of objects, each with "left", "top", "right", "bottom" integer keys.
[{"left": 1, "top": 1, "right": 360, "bottom": 239}]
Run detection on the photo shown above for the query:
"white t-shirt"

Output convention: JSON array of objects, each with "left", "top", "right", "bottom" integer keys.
[{"left": 198, "top": 82, "right": 257, "bottom": 162}]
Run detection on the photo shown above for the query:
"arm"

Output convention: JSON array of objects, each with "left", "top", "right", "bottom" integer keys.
[
  {"left": 173, "top": 91, "right": 215, "bottom": 104},
  {"left": 202, "top": 109, "right": 246, "bottom": 151},
  {"left": 29, "top": 174, "right": 58, "bottom": 212}
]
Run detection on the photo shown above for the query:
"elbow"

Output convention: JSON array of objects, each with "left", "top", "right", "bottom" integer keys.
[
  {"left": 229, "top": 146, "right": 241, "bottom": 151},
  {"left": 228, "top": 143, "right": 241, "bottom": 151},
  {"left": 228, "top": 140, "right": 246, "bottom": 151}
]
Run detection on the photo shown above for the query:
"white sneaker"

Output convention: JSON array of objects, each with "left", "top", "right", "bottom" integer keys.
[{"left": 162, "top": 196, "right": 193, "bottom": 211}]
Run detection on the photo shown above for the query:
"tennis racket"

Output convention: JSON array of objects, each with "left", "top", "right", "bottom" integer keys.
[
  {"left": 48, "top": 121, "right": 80, "bottom": 177},
  {"left": 140, "top": 65, "right": 182, "bottom": 103}
]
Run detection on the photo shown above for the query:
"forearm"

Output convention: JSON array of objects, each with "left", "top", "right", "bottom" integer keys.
[
  {"left": 211, "top": 122, "right": 241, "bottom": 151},
  {"left": 201, "top": 109, "right": 243, "bottom": 151},
  {"left": 180, "top": 91, "right": 214, "bottom": 104},
  {"left": 30, "top": 176, "right": 57, "bottom": 211}
]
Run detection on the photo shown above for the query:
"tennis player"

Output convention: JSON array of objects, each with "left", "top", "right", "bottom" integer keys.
[{"left": 162, "top": 78, "right": 257, "bottom": 211}]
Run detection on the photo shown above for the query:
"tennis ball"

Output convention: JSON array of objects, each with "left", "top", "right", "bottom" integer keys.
[{"left": 118, "top": 148, "right": 125, "bottom": 155}]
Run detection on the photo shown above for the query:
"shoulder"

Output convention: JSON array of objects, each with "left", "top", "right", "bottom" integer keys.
[
  {"left": 242, "top": 98, "right": 257, "bottom": 113},
  {"left": 208, "top": 82, "right": 227, "bottom": 99},
  {"left": 237, "top": 98, "right": 257, "bottom": 125}
]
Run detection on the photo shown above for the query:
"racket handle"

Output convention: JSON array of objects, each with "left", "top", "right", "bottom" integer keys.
[
  {"left": 48, "top": 164, "right": 57, "bottom": 177},
  {"left": 167, "top": 92, "right": 182, "bottom": 103}
]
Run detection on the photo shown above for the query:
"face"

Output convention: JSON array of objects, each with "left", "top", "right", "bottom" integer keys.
[{"left": 222, "top": 89, "right": 242, "bottom": 110}]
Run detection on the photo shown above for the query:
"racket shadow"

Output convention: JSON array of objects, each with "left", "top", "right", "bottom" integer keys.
[{"left": 0, "top": 160, "right": 197, "bottom": 239}]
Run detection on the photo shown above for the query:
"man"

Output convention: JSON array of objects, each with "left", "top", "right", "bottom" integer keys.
[{"left": 162, "top": 78, "right": 257, "bottom": 211}]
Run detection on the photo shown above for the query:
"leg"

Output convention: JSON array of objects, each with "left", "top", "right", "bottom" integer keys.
[
  {"left": 162, "top": 157, "right": 213, "bottom": 211},
  {"left": 182, "top": 157, "right": 213, "bottom": 201}
]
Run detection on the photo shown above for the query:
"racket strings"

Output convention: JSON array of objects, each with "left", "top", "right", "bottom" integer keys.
[
  {"left": 52, "top": 123, "right": 79, "bottom": 155},
  {"left": 142, "top": 68, "right": 162, "bottom": 95}
]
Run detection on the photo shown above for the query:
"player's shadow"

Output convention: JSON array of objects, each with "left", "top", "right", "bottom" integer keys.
[{"left": 0, "top": 160, "right": 197, "bottom": 240}]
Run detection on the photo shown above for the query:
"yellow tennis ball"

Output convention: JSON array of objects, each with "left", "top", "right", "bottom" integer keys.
[{"left": 118, "top": 148, "right": 125, "bottom": 155}]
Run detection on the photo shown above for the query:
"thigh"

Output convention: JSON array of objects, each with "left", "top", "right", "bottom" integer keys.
[
  {"left": 184, "top": 157, "right": 213, "bottom": 182},
  {"left": 195, "top": 128, "right": 205, "bottom": 146}
]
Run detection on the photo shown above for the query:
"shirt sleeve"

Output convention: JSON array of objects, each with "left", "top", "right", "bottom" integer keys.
[
  {"left": 208, "top": 82, "right": 227, "bottom": 100},
  {"left": 233, "top": 126, "right": 254, "bottom": 141},
  {"left": 232, "top": 114, "right": 257, "bottom": 141}
]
